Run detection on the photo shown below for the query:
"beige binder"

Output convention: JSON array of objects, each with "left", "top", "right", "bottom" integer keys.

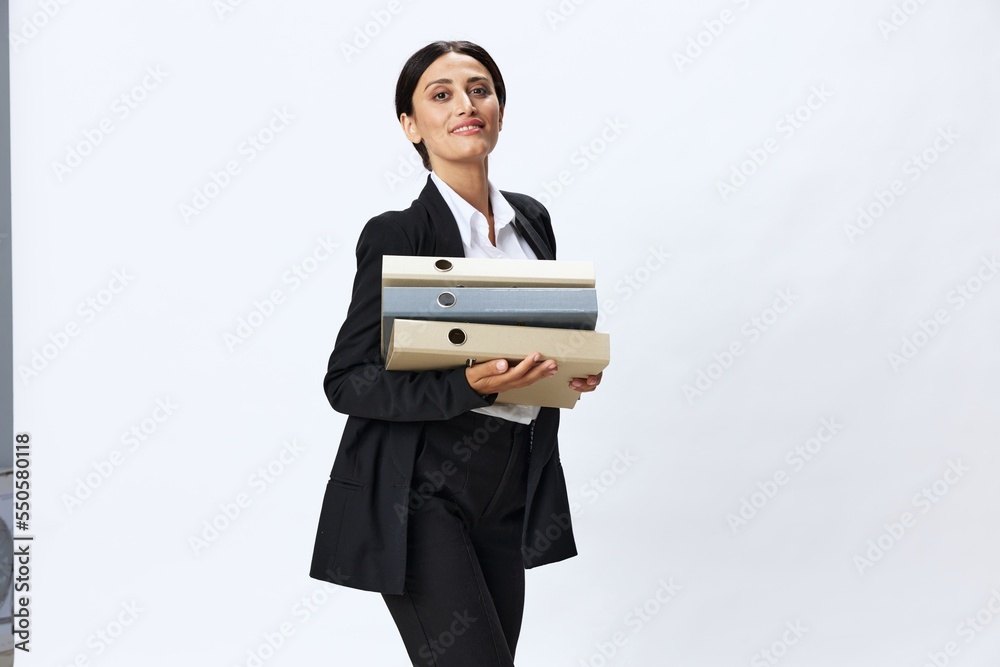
[
  {"left": 385, "top": 319, "right": 610, "bottom": 409},
  {"left": 382, "top": 255, "right": 596, "bottom": 288}
]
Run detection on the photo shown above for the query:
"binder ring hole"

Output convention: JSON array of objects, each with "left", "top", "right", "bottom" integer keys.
[
  {"left": 448, "top": 328, "right": 467, "bottom": 346},
  {"left": 434, "top": 259, "right": 453, "bottom": 272},
  {"left": 437, "top": 291, "right": 456, "bottom": 308}
]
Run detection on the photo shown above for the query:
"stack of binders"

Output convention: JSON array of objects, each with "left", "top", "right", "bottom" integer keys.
[{"left": 381, "top": 255, "right": 610, "bottom": 409}]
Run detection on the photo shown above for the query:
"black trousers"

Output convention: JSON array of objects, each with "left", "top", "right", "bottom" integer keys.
[{"left": 382, "top": 411, "right": 531, "bottom": 667}]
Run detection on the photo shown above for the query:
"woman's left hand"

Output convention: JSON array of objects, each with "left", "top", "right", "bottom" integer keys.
[{"left": 569, "top": 371, "right": 602, "bottom": 393}]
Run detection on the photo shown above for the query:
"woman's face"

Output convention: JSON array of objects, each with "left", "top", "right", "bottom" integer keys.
[{"left": 399, "top": 51, "right": 504, "bottom": 172}]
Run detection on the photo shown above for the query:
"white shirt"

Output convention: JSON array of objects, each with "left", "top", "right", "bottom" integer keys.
[{"left": 430, "top": 172, "right": 542, "bottom": 425}]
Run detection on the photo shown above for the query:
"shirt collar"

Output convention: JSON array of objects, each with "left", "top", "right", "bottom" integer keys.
[{"left": 430, "top": 172, "right": 516, "bottom": 248}]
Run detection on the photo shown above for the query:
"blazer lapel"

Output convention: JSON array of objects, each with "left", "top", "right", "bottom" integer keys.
[
  {"left": 509, "top": 203, "right": 554, "bottom": 260},
  {"left": 415, "top": 175, "right": 465, "bottom": 257},
  {"left": 415, "top": 174, "right": 555, "bottom": 260}
]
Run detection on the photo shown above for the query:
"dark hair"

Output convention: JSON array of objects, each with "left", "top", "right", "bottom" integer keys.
[{"left": 395, "top": 40, "right": 507, "bottom": 172}]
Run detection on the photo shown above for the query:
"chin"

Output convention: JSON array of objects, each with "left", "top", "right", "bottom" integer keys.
[{"left": 439, "top": 151, "right": 494, "bottom": 167}]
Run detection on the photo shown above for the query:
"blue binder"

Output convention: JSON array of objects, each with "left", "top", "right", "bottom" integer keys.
[{"left": 380, "top": 287, "right": 598, "bottom": 357}]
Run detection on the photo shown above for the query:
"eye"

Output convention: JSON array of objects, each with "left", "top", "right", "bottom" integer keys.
[
  {"left": 433, "top": 91, "right": 449, "bottom": 101},
  {"left": 471, "top": 86, "right": 490, "bottom": 96}
]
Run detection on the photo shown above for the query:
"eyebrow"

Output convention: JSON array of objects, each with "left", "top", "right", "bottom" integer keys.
[{"left": 423, "top": 76, "right": 490, "bottom": 91}]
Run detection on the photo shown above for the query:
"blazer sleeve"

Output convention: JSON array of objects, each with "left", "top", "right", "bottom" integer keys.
[
  {"left": 507, "top": 192, "right": 557, "bottom": 260},
  {"left": 322, "top": 214, "right": 498, "bottom": 422},
  {"left": 533, "top": 198, "right": 558, "bottom": 259}
]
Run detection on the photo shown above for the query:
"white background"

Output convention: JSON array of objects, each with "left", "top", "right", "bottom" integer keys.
[{"left": 10, "top": 0, "right": 1000, "bottom": 665}]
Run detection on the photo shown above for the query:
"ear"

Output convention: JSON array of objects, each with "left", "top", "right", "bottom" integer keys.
[{"left": 400, "top": 113, "right": 422, "bottom": 145}]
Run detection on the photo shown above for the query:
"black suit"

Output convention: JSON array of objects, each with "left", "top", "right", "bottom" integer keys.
[{"left": 309, "top": 174, "right": 578, "bottom": 596}]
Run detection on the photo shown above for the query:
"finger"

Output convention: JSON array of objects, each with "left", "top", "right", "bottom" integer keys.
[
  {"left": 498, "top": 355, "right": 557, "bottom": 391},
  {"left": 470, "top": 353, "right": 543, "bottom": 392},
  {"left": 569, "top": 374, "right": 600, "bottom": 392},
  {"left": 466, "top": 359, "right": 510, "bottom": 395},
  {"left": 467, "top": 357, "right": 510, "bottom": 383},
  {"left": 516, "top": 358, "right": 558, "bottom": 386},
  {"left": 504, "top": 353, "right": 547, "bottom": 381}
]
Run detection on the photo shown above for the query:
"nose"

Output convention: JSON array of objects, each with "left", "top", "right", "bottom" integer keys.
[{"left": 455, "top": 91, "right": 476, "bottom": 115}]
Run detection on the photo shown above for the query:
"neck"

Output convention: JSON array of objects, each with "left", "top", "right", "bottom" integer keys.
[{"left": 433, "top": 159, "right": 491, "bottom": 220}]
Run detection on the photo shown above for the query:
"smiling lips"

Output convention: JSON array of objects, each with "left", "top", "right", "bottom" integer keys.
[{"left": 451, "top": 121, "right": 484, "bottom": 134}]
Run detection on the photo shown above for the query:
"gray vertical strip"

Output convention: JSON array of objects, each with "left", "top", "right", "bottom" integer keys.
[{"left": 2, "top": 0, "right": 12, "bottom": 470}]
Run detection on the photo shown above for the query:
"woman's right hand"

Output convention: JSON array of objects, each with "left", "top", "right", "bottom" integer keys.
[{"left": 465, "top": 353, "right": 557, "bottom": 397}]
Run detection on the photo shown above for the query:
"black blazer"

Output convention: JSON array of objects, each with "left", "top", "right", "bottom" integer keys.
[{"left": 309, "top": 175, "right": 578, "bottom": 594}]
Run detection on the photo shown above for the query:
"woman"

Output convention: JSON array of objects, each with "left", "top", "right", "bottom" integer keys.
[{"left": 309, "top": 40, "right": 602, "bottom": 666}]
